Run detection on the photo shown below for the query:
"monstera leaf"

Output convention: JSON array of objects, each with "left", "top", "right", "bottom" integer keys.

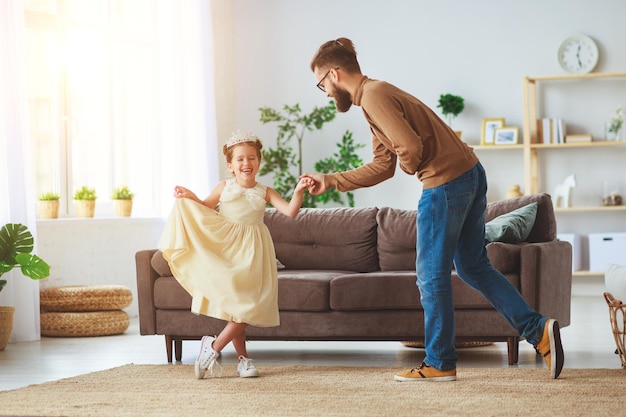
[{"left": 0, "top": 223, "right": 50, "bottom": 292}]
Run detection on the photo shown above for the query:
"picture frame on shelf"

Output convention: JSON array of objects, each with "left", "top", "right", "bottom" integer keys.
[
  {"left": 494, "top": 126, "right": 519, "bottom": 145},
  {"left": 481, "top": 118, "right": 505, "bottom": 145}
]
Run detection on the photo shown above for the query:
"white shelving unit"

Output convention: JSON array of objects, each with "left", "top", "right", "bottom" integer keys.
[{"left": 521, "top": 72, "right": 626, "bottom": 276}]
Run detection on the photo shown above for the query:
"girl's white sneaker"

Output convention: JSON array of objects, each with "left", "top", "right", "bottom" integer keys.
[{"left": 237, "top": 355, "right": 259, "bottom": 378}]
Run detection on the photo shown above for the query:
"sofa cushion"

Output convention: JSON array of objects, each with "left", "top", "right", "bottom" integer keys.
[
  {"left": 376, "top": 207, "right": 416, "bottom": 271},
  {"left": 330, "top": 271, "right": 522, "bottom": 311},
  {"left": 151, "top": 251, "right": 172, "bottom": 277},
  {"left": 264, "top": 207, "right": 379, "bottom": 272},
  {"left": 486, "top": 193, "right": 555, "bottom": 242},
  {"left": 154, "top": 276, "right": 191, "bottom": 309},
  {"left": 486, "top": 242, "right": 521, "bottom": 274},
  {"left": 485, "top": 202, "right": 537, "bottom": 244},
  {"left": 277, "top": 270, "right": 357, "bottom": 312},
  {"left": 330, "top": 271, "right": 420, "bottom": 310}
]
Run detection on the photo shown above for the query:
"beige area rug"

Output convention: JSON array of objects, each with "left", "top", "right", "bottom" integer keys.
[{"left": 1, "top": 365, "right": 625, "bottom": 417}]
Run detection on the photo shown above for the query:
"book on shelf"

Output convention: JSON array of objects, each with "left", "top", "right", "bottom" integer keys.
[
  {"left": 537, "top": 118, "right": 565, "bottom": 144},
  {"left": 564, "top": 133, "right": 593, "bottom": 143}
]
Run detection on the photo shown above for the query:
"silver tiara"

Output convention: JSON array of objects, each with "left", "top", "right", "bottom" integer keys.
[{"left": 226, "top": 129, "right": 260, "bottom": 148}]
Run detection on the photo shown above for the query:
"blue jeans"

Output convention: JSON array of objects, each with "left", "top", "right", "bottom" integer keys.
[{"left": 416, "top": 162, "right": 546, "bottom": 371}]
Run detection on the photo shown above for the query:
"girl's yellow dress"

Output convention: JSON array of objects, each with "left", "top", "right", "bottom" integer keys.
[{"left": 158, "top": 179, "right": 279, "bottom": 327}]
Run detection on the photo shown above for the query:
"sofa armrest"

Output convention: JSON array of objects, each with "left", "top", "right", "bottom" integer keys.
[
  {"left": 518, "top": 240, "right": 572, "bottom": 327},
  {"left": 135, "top": 249, "right": 160, "bottom": 335}
]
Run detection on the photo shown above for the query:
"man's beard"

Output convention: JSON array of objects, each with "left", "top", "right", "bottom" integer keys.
[{"left": 334, "top": 87, "right": 352, "bottom": 113}]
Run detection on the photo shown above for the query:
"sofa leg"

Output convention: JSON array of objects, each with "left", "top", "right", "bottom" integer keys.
[
  {"left": 507, "top": 336, "right": 520, "bottom": 365},
  {"left": 175, "top": 339, "right": 183, "bottom": 362},
  {"left": 165, "top": 335, "right": 173, "bottom": 363}
]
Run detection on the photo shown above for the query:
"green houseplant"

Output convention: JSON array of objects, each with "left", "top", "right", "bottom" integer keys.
[
  {"left": 111, "top": 186, "right": 134, "bottom": 217},
  {"left": 259, "top": 101, "right": 364, "bottom": 208},
  {"left": 0, "top": 223, "right": 50, "bottom": 350},
  {"left": 73, "top": 186, "right": 97, "bottom": 218},
  {"left": 38, "top": 192, "right": 61, "bottom": 219},
  {"left": 313, "top": 131, "right": 364, "bottom": 207},
  {"left": 437, "top": 93, "right": 465, "bottom": 138}
]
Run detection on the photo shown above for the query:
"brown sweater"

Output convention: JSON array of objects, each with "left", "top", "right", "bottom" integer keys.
[{"left": 324, "top": 76, "right": 478, "bottom": 191}]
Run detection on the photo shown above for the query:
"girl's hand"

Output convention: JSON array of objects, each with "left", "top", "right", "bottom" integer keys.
[
  {"left": 173, "top": 186, "right": 196, "bottom": 200},
  {"left": 295, "top": 177, "right": 313, "bottom": 193}
]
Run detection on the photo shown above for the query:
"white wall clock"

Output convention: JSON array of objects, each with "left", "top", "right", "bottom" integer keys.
[{"left": 557, "top": 35, "right": 599, "bottom": 74}]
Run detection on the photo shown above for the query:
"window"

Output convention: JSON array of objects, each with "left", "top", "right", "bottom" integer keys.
[{"left": 25, "top": 0, "right": 158, "bottom": 217}]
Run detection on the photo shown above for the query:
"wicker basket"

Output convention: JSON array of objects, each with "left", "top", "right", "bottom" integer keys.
[
  {"left": 41, "top": 310, "right": 130, "bottom": 337},
  {"left": 604, "top": 292, "right": 626, "bottom": 368},
  {"left": 0, "top": 306, "right": 15, "bottom": 350},
  {"left": 40, "top": 285, "right": 132, "bottom": 312}
]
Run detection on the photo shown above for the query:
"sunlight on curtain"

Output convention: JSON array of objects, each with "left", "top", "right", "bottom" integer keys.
[
  {"left": 0, "top": 0, "right": 42, "bottom": 342},
  {"left": 157, "top": 0, "right": 219, "bottom": 216}
]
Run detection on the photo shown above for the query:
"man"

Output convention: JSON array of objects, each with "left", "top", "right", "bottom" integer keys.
[{"left": 302, "top": 37, "right": 564, "bottom": 381}]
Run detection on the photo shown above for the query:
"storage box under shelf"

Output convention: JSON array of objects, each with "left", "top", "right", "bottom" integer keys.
[
  {"left": 558, "top": 233, "right": 582, "bottom": 272},
  {"left": 589, "top": 233, "right": 626, "bottom": 272}
]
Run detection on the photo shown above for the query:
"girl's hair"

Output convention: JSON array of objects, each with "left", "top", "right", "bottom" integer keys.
[
  {"left": 310, "top": 37, "right": 361, "bottom": 74},
  {"left": 222, "top": 139, "right": 263, "bottom": 163}
]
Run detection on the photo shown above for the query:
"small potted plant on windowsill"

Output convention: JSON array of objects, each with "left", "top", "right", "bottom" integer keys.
[
  {"left": 0, "top": 223, "right": 50, "bottom": 350},
  {"left": 73, "top": 186, "right": 97, "bottom": 218},
  {"left": 437, "top": 93, "right": 465, "bottom": 139},
  {"left": 111, "top": 186, "right": 134, "bottom": 217},
  {"left": 38, "top": 192, "right": 61, "bottom": 219}
]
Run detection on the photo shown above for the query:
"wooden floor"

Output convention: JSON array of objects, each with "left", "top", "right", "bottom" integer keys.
[{"left": 1, "top": 282, "right": 623, "bottom": 391}]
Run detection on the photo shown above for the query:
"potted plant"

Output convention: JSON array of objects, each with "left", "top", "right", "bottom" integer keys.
[
  {"left": 111, "top": 186, "right": 134, "bottom": 217},
  {"left": 38, "top": 192, "right": 61, "bottom": 219},
  {"left": 258, "top": 101, "right": 364, "bottom": 207},
  {"left": 0, "top": 223, "right": 50, "bottom": 350},
  {"left": 437, "top": 93, "right": 465, "bottom": 139},
  {"left": 73, "top": 186, "right": 97, "bottom": 218}
]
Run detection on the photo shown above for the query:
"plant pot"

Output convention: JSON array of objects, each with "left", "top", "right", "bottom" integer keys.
[
  {"left": 74, "top": 200, "right": 96, "bottom": 218},
  {"left": 113, "top": 200, "right": 133, "bottom": 217},
  {"left": 0, "top": 306, "right": 15, "bottom": 350},
  {"left": 455, "top": 130, "right": 463, "bottom": 139},
  {"left": 38, "top": 200, "right": 60, "bottom": 219}
]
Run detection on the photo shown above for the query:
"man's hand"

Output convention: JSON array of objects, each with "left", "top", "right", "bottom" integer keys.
[{"left": 300, "top": 173, "right": 326, "bottom": 196}]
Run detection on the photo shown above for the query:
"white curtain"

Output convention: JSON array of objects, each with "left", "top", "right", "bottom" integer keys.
[
  {"left": 157, "top": 0, "right": 219, "bottom": 216},
  {"left": 0, "top": 0, "right": 218, "bottom": 343},
  {"left": 0, "top": 0, "right": 41, "bottom": 342}
]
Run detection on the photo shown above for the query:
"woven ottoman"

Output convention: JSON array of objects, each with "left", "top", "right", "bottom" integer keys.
[{"left": 40, "top": 285, "right": 132, "bottom": 337}]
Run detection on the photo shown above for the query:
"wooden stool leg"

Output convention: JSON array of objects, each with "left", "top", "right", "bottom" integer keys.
[{"left": 165, "top": 335, "right": 173, "bottom": 363}]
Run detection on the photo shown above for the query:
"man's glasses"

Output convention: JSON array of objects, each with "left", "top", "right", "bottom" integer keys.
[{"left": 316, "top": 67, "right": 339, "bottom": 92}]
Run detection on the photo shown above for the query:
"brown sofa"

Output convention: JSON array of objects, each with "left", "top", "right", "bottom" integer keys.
[{"left": 136, "top": 193, "right": 572, "bottom": 365}]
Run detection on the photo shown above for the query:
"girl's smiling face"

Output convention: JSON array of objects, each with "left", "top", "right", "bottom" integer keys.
[{"left": 228, "top": 143, "right": 261, "bottom": 187}]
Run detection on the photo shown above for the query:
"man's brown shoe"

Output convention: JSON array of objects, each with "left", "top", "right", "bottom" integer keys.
[
  {"left": 535, "top": 319, "right": 564, "bottom": 379},
  {"left": 394, "top": 362, "right": 456, "bottom": 382}
]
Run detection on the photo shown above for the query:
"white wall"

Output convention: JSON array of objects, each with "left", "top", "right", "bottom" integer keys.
[{"left": 212, "top": 0, "right": 626, "bottom": 210}]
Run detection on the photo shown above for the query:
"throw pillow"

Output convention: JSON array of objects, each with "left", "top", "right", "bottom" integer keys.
[
  {"left": 605, "top": 263, "right": 626, "bottom": 303},
  {"left": 485, "top": 202, "right": 538, "bottom": 244}
]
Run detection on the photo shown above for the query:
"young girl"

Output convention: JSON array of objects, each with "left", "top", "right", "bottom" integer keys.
[{"left": 158, "top": 129, "right": 311, "bottom": 379}]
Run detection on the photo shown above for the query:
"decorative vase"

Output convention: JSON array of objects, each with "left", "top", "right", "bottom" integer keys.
[
  {"left": 38, "top": 200, "right": 60, "bottom": 219},
  {"left": 74, "top": 200, "right": 96, "bottom": 218},
  {"left": 0, "top": 306, "right": 15, "bottom": 350},
  {"left": 605, "top": 123, "right": 622, "bottom": 142},
  {"left": 113, "top": 200, "right": 133, "bottom": 217}
]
